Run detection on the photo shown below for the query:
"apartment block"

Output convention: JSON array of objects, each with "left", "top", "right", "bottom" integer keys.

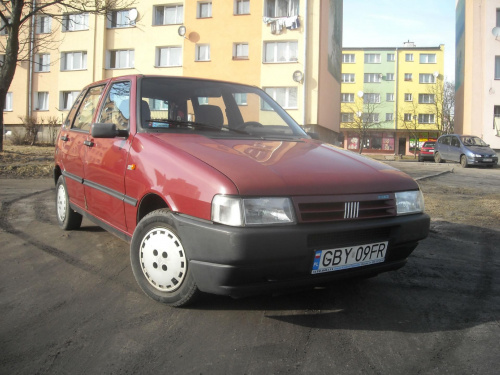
[
  {"left": 340, "top": 44, "right": 444, "bottom": 155},
  {"left": 455, "top": 0, "right": 500, "bottom": 150},
  {"left": 1, "top": 0, "right": 344, "bottom": 143}
]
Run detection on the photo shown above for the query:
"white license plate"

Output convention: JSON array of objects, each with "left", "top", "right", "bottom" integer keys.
[
  {"left": 311, "top": 241, "right": 388, "bottom": 274},
  {"left": 483, "top": 158, "right": 492, "bottom": 162}
]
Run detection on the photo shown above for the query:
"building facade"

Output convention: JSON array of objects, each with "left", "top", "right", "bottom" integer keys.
[
  {"left": 340, "top": 44, "right": 445, "bottom": 155},
  {"left": 1, "top": 0, "right": 344, "bottom": 143},
  {"left": 455, "top": 0, "right": 500, "bottom": 150}
]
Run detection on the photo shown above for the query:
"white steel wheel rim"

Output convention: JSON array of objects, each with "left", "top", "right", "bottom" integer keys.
[
  {"left": 139, "top": 227, "right": 187, "bottom": 292},
  {"left": 57, "top": 184, "right": 67, "bottom": 222}
]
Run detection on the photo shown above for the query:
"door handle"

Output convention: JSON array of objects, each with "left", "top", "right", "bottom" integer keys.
[
  {"left": 83, "top": 140, "right": 94, "bottom": 147},
  {"left": 60, "top": 135, "right": 69, "bottom": 142}
]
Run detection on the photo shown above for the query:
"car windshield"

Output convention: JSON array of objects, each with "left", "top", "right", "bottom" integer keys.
[
  {"left": 139, "top": 77, "right": 308, "bottom": 140},
  {"left": 460, "top": 136, "right": 488, "bottom": 147}
]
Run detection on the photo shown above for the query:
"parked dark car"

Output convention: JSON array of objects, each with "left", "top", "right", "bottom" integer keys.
[
  {"left": 54, "top": 75, "right": 430, "bottom": 306},
  {"left": 434, "top": 134, "right": 498, "bottom": 168},
  {"left": 418, "top": 141, "right": 436, "bottom": 162}
]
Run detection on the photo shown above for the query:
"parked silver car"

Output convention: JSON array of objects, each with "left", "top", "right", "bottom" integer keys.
[{"left": 434, "top": 134, "right": 498, "bottom": 168}]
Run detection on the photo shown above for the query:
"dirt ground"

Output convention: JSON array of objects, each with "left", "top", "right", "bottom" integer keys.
[{"left": 0, "top": 144, "right": 54, "bottom": 179}]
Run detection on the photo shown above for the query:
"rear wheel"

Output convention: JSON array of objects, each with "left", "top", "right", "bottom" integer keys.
[
  {"left": 130, "top": 209, "right": 199, "bottom": 307},
  {"left": 460, "top": 155, "right": 468, "bottom": 168},
  {"left": 434, "top": 152, "right": 443, "bottom": 163},
  {"left": 56, "top": 176, "right": 82, "bottom": 230}
]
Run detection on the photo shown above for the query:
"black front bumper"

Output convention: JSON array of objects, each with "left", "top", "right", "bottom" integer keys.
[{"left": 174, "top": 213, "right": 430, "bottom": 298}]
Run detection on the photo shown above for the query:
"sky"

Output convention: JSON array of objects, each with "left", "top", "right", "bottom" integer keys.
[{"left": 342, "top": 0, "right": 456, "bottom": 82}]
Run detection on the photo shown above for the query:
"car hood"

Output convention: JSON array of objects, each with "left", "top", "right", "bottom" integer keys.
[
  {"left": 464, "top": 145, "right": 496, "bottom": 155},
  {"left": 151, "top": 134, "right": 419, "bottom": 195}
]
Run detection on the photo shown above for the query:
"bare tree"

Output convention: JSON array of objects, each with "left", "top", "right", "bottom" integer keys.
[
  {"left": 398, "top": 101, "right": 421, "bottom": 158},
  {"left": 341, "top": 92, "right": 387, "bottom": 154},
  {"left": 426, "top": 78, "right": 455, "bottom": 135},
  {"left": 0, "top": 0, "right": 135, "bottom": 152}
]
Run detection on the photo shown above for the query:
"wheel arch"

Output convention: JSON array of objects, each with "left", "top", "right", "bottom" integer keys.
[{"left": 137, "top": 193, "right": 170, "bottom": 224}]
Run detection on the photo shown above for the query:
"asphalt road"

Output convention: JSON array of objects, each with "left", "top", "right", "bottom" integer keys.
[{"left": 1, "top": 161, "right": 499, "bottom": 375}]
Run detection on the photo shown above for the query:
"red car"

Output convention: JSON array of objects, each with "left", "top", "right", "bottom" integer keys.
[
  {"left": 54, "top": 75, "right": 429, "bottom": 306},
  {"left": 418, "top": 141, "right": 436, "bottom": 162}
]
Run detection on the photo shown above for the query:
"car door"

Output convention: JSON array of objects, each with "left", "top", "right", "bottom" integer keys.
[
  {"left": 58, "top": 85, "right": 106, "bottom": 210},
  {"left": 438, "top": 135, "right": 451, "bottom": 160},
  {"left": 449, "top": 136, "right": 461, "bottom": 162},
  {"left": 82, "top": 80, "right": 133, "bottom": 231}
]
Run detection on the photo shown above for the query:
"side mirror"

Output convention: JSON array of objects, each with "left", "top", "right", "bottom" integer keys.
[{"left": 91, "top": 123, "right": 128, "bottom": 138}]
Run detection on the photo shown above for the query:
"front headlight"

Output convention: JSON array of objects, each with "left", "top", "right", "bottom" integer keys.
[
  {"left": 395, "top": 190, "right": 425, "bottom": 215},
  {"left": 212, "top": 196, "right": 296, "bottom": 226}
]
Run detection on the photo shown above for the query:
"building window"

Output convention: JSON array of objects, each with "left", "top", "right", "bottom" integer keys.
[
  {"left": 36, "top": 15, "right": 51, "bottom": 34},
  {"left": 341, "top": 93, "right": 354, "bottom": 103},
  {"left": 495, "top": 56, "right": 500, "bottom": 80},
  {"left": 387, "top": 53, "right": 395, "bottom": 62},
  {"left": 197, "top": 2, "right": 212, "bottom": 18},
  {"left": 234, "top": 93, "right": 247, "bottom": 105},
  {"left": 4, "top": 92, "right": 13, "bottom": 111},
  {"left": 264, "top": 0, "right": 299, "bottom": 17},
  {"left": 386, "top": 113, "right": 394, "bottom": 121},
  {"left": 404, "top": 93, "right": 413, "bottom": 102},
  {"left": 233, "top": 43, "right": 249, "bottom": 59},
  {"left": 34, "top": 53, "right": 50, "bottom": 72},
  {"left": 0, "top": 54, "right": 4, "bottom": 67},
  {"left": 342, "top": 54, "right": 355, "bottom": 63},
  {"left": 497, "top": 8, "right": 500, "bottom": 27},
  {"left": 404, "top": 73, "right": 413, "bottom": 81},
  {"left": 106, "top": 49, "right": 134, "bottom": 69},
  {"left": 419, "top": 94, "right": 435, "bottom": 104},
  {"left": 364, "top": 93, "right": 380, "bottom": 104},
  {"left": 0, "top": 17, "right": 10, "bottom": 35},
  {"left": 34, "top": 92, "right": 49, "bottom": 111},
  {"left": 60, "top": 91, "right": 80, "bottom": 110},
  {"left": 264, "top": 87, "right": 297, "bottom": 109},
  {"left": 362, "top": 113, "right": 379, "bottom": 123},
  {"left": 341, "top": 113, "right": 354, "bottom": 122},
  {"left": 364, "top": 54, "right": 381, "bottom": 64},
  {"left": 195, "top": 44, "right": 210, "bottom": 61},
  {"left": 364, "top": 73, "right": 381, "bottom": 83},
  {"left": 418, "top": 114, "right": 435, "bottom": 124},
  {"left": 386, "top": 73, "right": 395, "bottom": 81},
  {"left": 264, "top": 41, "right": 298, "bottom": 63},
  {"left": 61, "top": 51, "right": 87, "bottom": 71},
  {"left": 154, "top": 5, "right": 183, "bottom": 25},
  {"left": 235, "top": 0, "right": 250, "bottom": 15},
  {"left": 404, "top": 113, "right": 412, "bottom": 122},
  {"left": 419, "top": 73, "right": 436, "bottom": 84},
  {"left": 156, "top": 46, "right": 182, "bottom": 67},
  {"left": 405, "top": 53, "right": 414, "bottom": 62},
  {"left": 62, "top": 13, "right": 89, "bottom": 32},
  {"left": 341, "top": 73, "right": 355, "bottom": 83},
  {"left": 386, "top": 93, "right": 394, "bottom": 102},
  {"left": 420, "top": 54, "right": 436, "bottom": 64},
  {"left": 107, "top": 9, "right": 136, "bottom": 28}
]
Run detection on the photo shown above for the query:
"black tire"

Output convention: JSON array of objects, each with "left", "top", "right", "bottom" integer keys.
[
  {"left": 434, "top": 152, "right": 443, "bottom": 163},
  {"left": 460, "top": 155, "right": 468, "bottom": 168},
  {"left": 56, "top": 176, "right": 83, "bottom": 230},
  {"left": 130, "top": 209, "right": 199, "bottom": 307}
]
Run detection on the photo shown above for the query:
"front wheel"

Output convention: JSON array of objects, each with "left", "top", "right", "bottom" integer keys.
[
  {"left": 460, "top": 155, "right": 468, "bottom": 168},
  {"left": 56, "top": 176, "right": 82, "bottom": 230},
  {"left": 130, "top": 209, "right": 199, "bottom": 307}
]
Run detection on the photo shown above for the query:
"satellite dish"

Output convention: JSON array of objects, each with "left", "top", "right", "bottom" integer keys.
[
  {"left": 433, "top": 71, "right": 439, "bottom": 78},
  {"left": 129, "top": 9, "right": 138, "bottom": 21},
  {"left": 492, "top": 27, "right": 500, "bottom": 37},
  {"left": 178, "top": 25, "right": 187, "bottom": 37},
  {"left": 292, "top": 70, "right": 304, "bottom": 83},
  {"left": 357, "top": 91, "right": 364, "bottom": 98}
]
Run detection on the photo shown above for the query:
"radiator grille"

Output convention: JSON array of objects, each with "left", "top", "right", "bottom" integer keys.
[{"left": 294, "top": 194, "right": 396, "bottom": 223}]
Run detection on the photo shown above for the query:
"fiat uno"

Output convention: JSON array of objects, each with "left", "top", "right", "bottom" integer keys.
[{"left": 54, "top": 75, "right": 430, "bottom": 306}]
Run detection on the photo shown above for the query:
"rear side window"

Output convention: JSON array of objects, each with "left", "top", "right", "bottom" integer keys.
[
  {"left": 72, "top": 85, "right": 106, "bottom": 131},
  {"left": 451, "top": 137, "right": 460, "bottom": 147},
  {"left": 440, "top": 136, "right": 450, "bottom": 145}
]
